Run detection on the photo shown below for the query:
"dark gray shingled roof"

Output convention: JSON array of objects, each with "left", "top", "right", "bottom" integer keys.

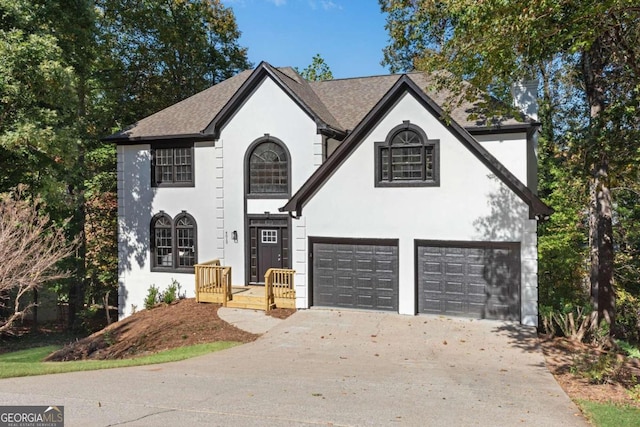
[{"left": 106, "top": 61, "right": 533, "bottom": 143}]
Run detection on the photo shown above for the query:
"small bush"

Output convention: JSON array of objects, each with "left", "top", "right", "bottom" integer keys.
[
  {"left": 614, "top": 289, "right": 640, "bottom": 345},
  {"left": 571, "top": 351, "right": 626, "bottom": 385},
  {"left": 161, "top": 279, "right": 180, "bottom": 304},
  {"left": 144, "top": 285, "right": 160, "bottom": 310}
]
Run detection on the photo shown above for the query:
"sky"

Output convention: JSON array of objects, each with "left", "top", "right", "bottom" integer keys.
[{"left": 223, "top": 0, "right": 391, "bottom": 79}]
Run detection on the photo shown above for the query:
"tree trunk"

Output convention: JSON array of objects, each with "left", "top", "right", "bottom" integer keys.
[
  {"left": 596, "top": 164, "right": 615, "bottom": 326},
  {"left": 583, "top": 39, "right": 615, "bottom": 330}
]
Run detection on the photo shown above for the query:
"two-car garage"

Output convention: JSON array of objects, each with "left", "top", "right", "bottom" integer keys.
[{"left": 309, "top": 237, "right": 521, "bottom": 321}]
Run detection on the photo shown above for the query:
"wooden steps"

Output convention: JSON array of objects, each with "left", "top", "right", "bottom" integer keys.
[{"left": 226, "top": 294, "right": 266, "bottom": 310}]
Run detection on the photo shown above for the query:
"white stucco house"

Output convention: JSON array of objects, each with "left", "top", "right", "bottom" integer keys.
[{"left": 108, "top": 61, "right": 551, "bottom": 326}]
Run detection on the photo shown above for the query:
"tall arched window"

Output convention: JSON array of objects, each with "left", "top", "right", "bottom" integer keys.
[
  {"left": 375, "top": 122, "right": 439, "bottom": 187},
  {"left": 150, "top": 211, "right": 198, "bottom": 271},
  {"left": 151, "top": 213, "right": 173, "bottom": 268},
  {"left": 247, "top": 138, "right": 289, "bottom": 196},
  {"left": 175, "top": 212, "right": 197, "bottom": 268}
]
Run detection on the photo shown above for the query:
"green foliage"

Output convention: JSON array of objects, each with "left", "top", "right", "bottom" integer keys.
[
  {"left": 97, "top": 0, "right": 251, "bottom": 123},
  {"left": 0, "top": 0, "right": 251, "bottom": 328},
  {"left": 571, "top": 351, "right": 625, "bottom": 385},
  {"left": 614, "top": 289, "right": 640, "bottom": 344},
  {"left": 161, "top": 279, "right": 183, "bottom": 305},
  {"left": 146, "top": 280, "right": 184, "bottom": 307},
  {"left": 617, "top": 340, "right": 640, "bottom": 359},
  {"left": 144, "top": 285, "right": 161, "bottom": 310},
  {"left": 295, "top": 54, "right": 334, "bottom": 81}
]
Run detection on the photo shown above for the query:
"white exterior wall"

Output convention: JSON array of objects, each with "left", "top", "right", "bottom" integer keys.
[
  {"left": 216, "top": 77, "right": 321, "bottom": 286},
  {"left": 476, "top": 133, "right": 527, "bottom": 184},
  {"left": 299, "top": 93, "right": 539, "bottom": 325},
  {"left": 117, "top": 141, "right": 219, "bottom": 318}
]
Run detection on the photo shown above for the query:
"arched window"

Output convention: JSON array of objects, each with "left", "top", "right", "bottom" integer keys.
[
  {"left": 375, "top": 122, "right": 439, "bottom": 187},
  {"left": 150, "top": 211, "right": 198, "bottom": 271},
  {"left": 247, "top": 138, "right": 289, "bottom": 196},
  {"left": 175, "top": 212, "right": 197, "bottom": 268},
  {"left": 151, "top": 213, "right": 173, "bottom": 268}
]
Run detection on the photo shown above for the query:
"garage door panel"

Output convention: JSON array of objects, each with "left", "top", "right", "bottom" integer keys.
[
  {"left": 312, "top": 240, "right": 398, "bottom": 312},
  {"left": 417, "top": 243, "right": 520, "bottom": 320}
]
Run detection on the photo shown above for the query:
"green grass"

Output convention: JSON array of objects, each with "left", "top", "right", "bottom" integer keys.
[
  {"left": 578, "top": 400, "right": 640, "bottom": 427},
  {"left": 0, "top": 342, "right": 239, "bottom": 379}
]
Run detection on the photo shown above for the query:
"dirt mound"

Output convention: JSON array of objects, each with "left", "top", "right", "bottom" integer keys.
[{"left": 45, "top": 299, "right": 259, "bottom": 361}]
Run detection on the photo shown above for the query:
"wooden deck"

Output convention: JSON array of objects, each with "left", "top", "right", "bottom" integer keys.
[
  {"left": 195, "top": 260, "right": 296, "bottom": 311},
  {"left": 223, "top": 286, "right": 296, "bottom": 310}
]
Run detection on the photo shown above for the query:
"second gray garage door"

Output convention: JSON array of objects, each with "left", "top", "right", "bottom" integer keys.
[
  {"left": 311, "top": 238, "right": 398, "bottom": 311},
  {"left": 416, "top": 241, "right": 520, "bottom": 320}
]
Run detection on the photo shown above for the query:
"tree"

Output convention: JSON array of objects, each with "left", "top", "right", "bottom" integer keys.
[
  {"left": 380, "top": 0, "right": 640, "bottom": 332},
  {"left": 0, "top": 187, "right": 77, "bottom": 334},
  {"left": 296, "top": 54, "right": 334, "bottom": 81},
  {"left": 97, "top": 0, "right": 251, "bottom": 124}
]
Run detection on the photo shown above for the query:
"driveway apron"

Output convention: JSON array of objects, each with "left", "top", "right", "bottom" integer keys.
[{"left": 0, "top": 310, "right": 587, "bottom": 426}]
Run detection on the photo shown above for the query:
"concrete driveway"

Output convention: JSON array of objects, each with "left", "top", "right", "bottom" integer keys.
[{"left": 0, "top": 310, "right": 587, "bottom": 426}]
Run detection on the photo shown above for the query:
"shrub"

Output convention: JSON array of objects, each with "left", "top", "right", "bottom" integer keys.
[
  {"left": 614, "top": 289, "right": 640, "bottom": 345},
  {"left": 161, "top": 279, "right": 181, "bottom": 304},
  {"left": 571, "top": 351, "right": 625, "bottom": 385},
  {"left": 144, "top": 285, "right": 160, "bottom": 310}
]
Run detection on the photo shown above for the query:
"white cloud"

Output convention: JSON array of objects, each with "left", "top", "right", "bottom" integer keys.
[{"left": 320, "top": 0, "right": 341, "bottom": 10}]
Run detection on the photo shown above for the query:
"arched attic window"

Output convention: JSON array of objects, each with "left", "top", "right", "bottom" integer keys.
[
  {"left": 247, "top": 137, "right": 290, "bottom": 197},
  {"left": 375, "top": 122, "right": 440, "bottom": 187}
]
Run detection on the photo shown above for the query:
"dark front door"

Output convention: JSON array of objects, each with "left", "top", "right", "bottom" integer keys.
[
  {"left": 247, "top": 216, "right": 289, "bottom": 284},
  {"left": 257, "top": 228, "right": 283, "bottom": 281}
]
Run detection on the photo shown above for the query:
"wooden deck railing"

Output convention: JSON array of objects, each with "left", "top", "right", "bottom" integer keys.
[
  {"left": 264, "top": 268, "right": 296, "bottom": 312},
  {"left": 195, "top": 259, "right": 232, "bottom": 306}
]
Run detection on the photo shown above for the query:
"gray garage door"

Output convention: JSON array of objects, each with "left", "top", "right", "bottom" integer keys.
[
  {"left": 311, "top": 239, "right": 398, "bottom": 311},
  {"left": 416, "top": 242, "right": 520, "bottom": 320}
]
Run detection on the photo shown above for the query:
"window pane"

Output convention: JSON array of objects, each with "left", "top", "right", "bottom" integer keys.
[
  {"left": 154, "top": 217, "right": 172, "bottom": 267},
  {"left": 174, "top": 147, "right": 193, "bottom": 182},
  {"left": 391, "top": 146, "right": 423, "bottom": 180},
  {"left": 153, "top": 146, "right": 193, "bottom": 185},
  {"left": 380, "top": 147, "right": 390, "bottom": 180},
  {"left": 155, "top": 148, "right": 174, "bottom": 183},
  {"left": 176, "top": 216, "right": 195, "bottom": 267},
  {"left": 392, "top": 129, "right": 420, "bottom": 145},
  {"left": 249, "top": 142, "right": 288, "bottom": 194},
  {"left": 425, "top": 146, "right": 434, "bottom": 179}
]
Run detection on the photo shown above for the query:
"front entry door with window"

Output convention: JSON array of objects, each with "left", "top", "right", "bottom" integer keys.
[
  {"left": 258, "top": 228, "right": 282, "bottom": 280},
  {"left": 248, "top": 217, "right": 289, "bottom": 284}
]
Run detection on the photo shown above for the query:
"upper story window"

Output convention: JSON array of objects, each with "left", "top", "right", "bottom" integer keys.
[
  {"left": 151, "top": 143, "right": 194, "bottom": 187},
  {"left": 375, "top": 122, "right": 439, "bottom": 187},
  {"left": 151, "top": 211, "right": 197, "bottom": 272},
  {"left": 246, "top": 137, "right": 290, "bottom": 197}
]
